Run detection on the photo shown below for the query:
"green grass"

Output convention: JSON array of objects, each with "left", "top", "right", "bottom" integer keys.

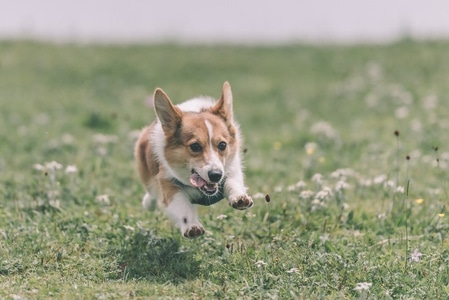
[{"left": 1, "top": 40, "right": 449, "bottom": 299}]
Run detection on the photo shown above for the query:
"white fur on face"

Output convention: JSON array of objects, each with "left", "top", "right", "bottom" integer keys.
[{"left": 199, "top": 120, "right": 224, "bottom": 181}]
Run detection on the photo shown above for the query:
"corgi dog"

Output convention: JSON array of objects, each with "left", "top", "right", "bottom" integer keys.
[{"left": 135, "top": 82, "right": 253, "bottom": 238}]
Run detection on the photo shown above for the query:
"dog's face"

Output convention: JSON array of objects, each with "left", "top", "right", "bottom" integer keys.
[{"left": 154, "top": 83, "right": 238, "bottom": 196}]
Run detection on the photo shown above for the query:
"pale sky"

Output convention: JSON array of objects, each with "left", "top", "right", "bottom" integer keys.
[{"left": 1, "top": 0, "right": 449, "bottom": 43}]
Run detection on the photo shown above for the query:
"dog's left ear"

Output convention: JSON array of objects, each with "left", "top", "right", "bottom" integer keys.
[{"left": 211, "top": 81, "right": 233, "bottom": 123}]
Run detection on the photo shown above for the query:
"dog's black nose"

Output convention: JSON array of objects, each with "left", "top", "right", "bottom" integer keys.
[{"left": 208, "top": 170, "right": 223, "bottom": 183}]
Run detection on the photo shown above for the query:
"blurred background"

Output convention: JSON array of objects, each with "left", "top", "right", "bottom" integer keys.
[{"left": 1, "top": 0, "right": 449, "bottom": 44}]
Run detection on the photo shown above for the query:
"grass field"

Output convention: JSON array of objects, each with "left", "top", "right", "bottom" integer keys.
[{"left": 1, "top": 40, "right": 449, "bottom": 299}]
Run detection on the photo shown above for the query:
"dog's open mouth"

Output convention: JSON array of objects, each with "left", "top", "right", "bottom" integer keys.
[{"left": 190, "top": 171, "right": 219, "bottom": 196}]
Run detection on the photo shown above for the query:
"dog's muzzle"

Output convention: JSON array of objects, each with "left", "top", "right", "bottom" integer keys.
[{"left": 190, "top": 169, "right": 222, "bottom": 196}]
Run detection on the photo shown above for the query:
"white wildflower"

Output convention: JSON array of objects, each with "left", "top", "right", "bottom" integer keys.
[
  {"left": 287, "top": 185, "right": 296, "bottom": 192},
  {"left": 383, "top": 180, "right": 396, "bottom": 189},
  {"left": 315, "top": 186, "right": 333, "bottom": 200},
  {"left": 396, "top": 186, "right": 405, "bottom": 193},
  {"left": 61, "top": 133, "right": 75, "bottom": 145},
  {"left": 96, "top": 194, "right": 111, "bottom": 205},
  {"left": 354, "top": 282, "right": 372, "bottom": 292},
  {"left": 254, "top": 260, "right": 267, "bottom": 268},
  {"left": 335, "top": 180, "right": 350, "bottom": 191},
  {"left": 65, "top": 165, "right": 78, "bottom": 174},
  {"left": 252, "top": 192, "right": 266, "bottom": 199},
  {"left": 299, "top": 190, "right": 314, "bottom": 199},
  {"left": 310, "top": 121, "right": 339, "bottom": 140},
  {"left": 359, "top": 179, "right": 373, "bottom": 186},
  {"left": 216, "top": 214, "right": 227, "bottom": 220},
  {"left": 96, "top": 146, "right": 108, "bottom": 156},
  {"left": 423, "top": 93, "right": 438, "bottom": 110},
  {"left": 45, "top": 161, "right": 63, "bottom": 171},
  {"left": 311, "top": 199, "right": 326, "bottom": 211},
  {"left": 395, "top": 106, "right": 409, "bottom": 119},
  {"left": 33, "top": 163, "right": 45, "bottom": 171},
  {"left": 377, "top": 213, "right": 386, "bottom": 220},
  {"left": 274, "top": 186, "right": 282, "bottom": 193},
  {"left": 122, "top": 225, "right": 135, "bottom": 231},
  {"left": 409, "top": 248, "right": 423, "bottom": 262},
  {"left": 295, "top": 180, "right": 307, "bottom": 189},
  {"left": 373, "top": 174, "right": 387, "bottom": 185},
  {"left": 245, "top": 212, "right": 256, "bottom": 219},
  {"left": 286, "top": 268, "right": 300, "bottom": 274},
  {"left": 330, "top": 168, "right": 357, "bottom": 179},
  {"left": 304, "top": 142, "right": 317, "bottom": 155},
  {"left": 311, "top": 173, "right": 323, "bottom": 184},
  {"left": 319, "top": 233, "right": 329, "bottom": 243},
  {"left": 92, "top": 133, "right": 118, "bottom": 144}
]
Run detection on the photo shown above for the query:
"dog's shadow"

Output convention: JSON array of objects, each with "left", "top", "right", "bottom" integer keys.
[{"left": 116, "top": 230, "right": 200, "bottom": 284}]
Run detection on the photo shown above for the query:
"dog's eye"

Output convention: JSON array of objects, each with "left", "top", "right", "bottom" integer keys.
[
  {"left": 190, "top": 143, "right": 202, "bottom": 153},
  {"left": 218, "top": 141, "right": 227, "bottom": 151}
]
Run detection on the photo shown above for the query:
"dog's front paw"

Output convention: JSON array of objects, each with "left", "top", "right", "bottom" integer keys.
[
  {"left": 183, "top": 225, "right": 205, "bottom": 238},
  {"left": 230, "top": 195, "right": 254, "bottom": 210}
]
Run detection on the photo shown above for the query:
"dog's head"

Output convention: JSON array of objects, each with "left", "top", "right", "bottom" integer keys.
[{"left": 154, "top": 82, "right": 238, "bottom": 196}]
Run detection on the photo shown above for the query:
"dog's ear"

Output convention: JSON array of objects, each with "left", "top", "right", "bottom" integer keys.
[
  {"left": 154, "top": 88, "right": 182, "bottom": 136},
  {"left": 211, "top": 81, "right": 233, "bottom": 123}
]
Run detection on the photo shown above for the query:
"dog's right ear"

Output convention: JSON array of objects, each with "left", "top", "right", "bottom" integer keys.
[{"left": 154, "top": 88, "right": 182, "bottom": 136}]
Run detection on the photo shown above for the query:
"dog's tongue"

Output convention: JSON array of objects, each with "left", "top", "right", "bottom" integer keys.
[
  {"left": 190, "top": 173, "right": 217, "bottom": 192},
  {"left": 190, "top": 173, "right": 206, "bottom": 188}
]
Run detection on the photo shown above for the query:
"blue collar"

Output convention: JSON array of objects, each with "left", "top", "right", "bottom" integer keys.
[{"left": 171, "top": 177, "right": 225, "bottom": 206}]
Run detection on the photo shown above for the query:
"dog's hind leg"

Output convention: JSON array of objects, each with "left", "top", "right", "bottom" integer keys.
[{"left": 142, "top": 192, "right": 157, "bottom": 211}]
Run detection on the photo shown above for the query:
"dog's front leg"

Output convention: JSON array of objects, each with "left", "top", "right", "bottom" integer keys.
[
  {"left": 164, "top": 192, "right": 205, "bottom": 238},
  {"left": 225, "top": 173, "right": 254, "bottom": 210}
]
